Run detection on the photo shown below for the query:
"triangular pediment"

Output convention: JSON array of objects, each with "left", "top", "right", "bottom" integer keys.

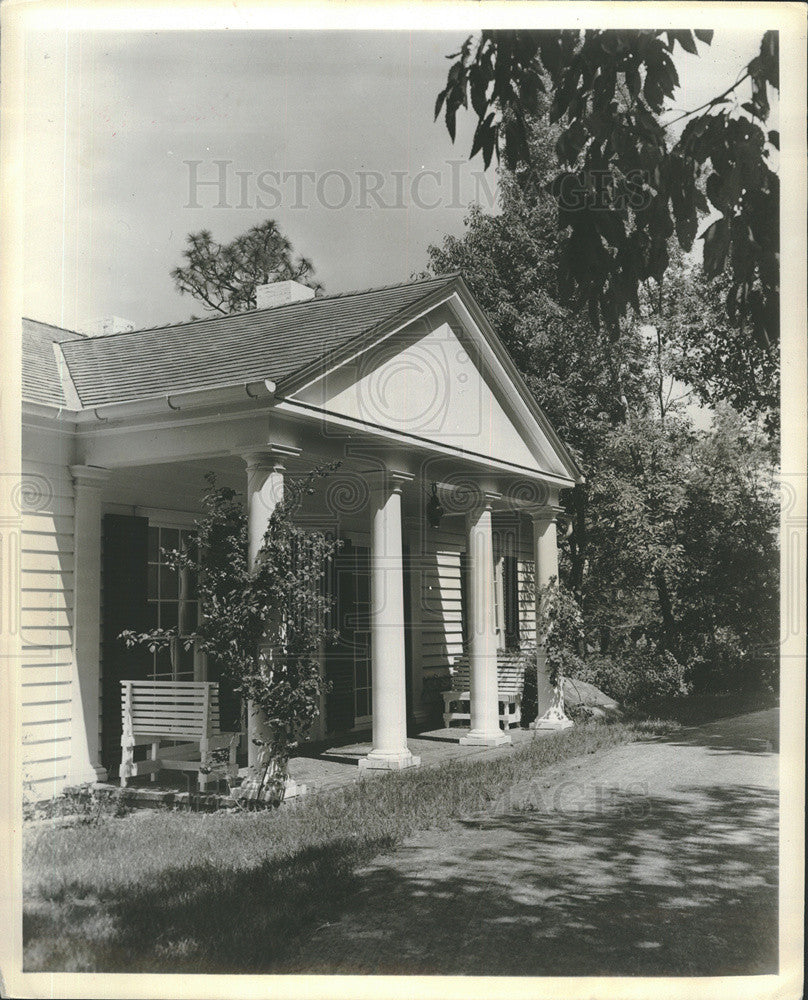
[{"left": 287, "top": 301, "right": 575, "bottom": 481}]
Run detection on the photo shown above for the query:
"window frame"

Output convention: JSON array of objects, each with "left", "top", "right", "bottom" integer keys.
[{"left": 146, "top": 517, "right": 206, "bottom": 682}]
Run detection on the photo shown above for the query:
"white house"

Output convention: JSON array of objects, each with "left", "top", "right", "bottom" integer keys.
[{"left": 19, "top": 273, "right": 582, "bottom": 797}]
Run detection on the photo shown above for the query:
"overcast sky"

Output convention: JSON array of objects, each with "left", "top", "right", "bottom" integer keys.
[{"left": 23, "top": 28, "right": 765, "bottom": 332}]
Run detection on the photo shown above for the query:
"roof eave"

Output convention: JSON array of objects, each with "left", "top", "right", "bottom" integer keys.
[{"left": 70, "top": 378, "right": 277, "bottom": 423}]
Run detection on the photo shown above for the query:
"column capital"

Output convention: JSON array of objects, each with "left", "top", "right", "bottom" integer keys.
[
  {"left": 70, "top": 465, "right": 110, "bottom": 488},
  {"left": 528, "top": 504, "right": 564, "bottom": 524},
  {"left": 239, "top": 444, "right": 301, "bottom": 471},
  {"left": 365, "top": 468, "right": 414, "bottom": 494},
  {"left": 464, "top": 489, "right": 502, "bottom": 523}
]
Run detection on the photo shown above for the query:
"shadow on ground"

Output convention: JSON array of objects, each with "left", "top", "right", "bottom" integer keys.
[
  {"left": 653, "top": 710, "right": 780, "bottom": 756},
  {"left": 24, "top": 718, "right": 779, "bottom": 976},
  {"left": 278, "top": 782, "right": 778, "bottom": 977}
]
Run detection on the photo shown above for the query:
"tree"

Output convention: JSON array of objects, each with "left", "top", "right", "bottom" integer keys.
[
  {"left": 648, "top": 259, "right": 780, "bottom": 432},
  {"left": 434, "top": 30, "right": 779, "bottom": 350},
  {"left": 425, "top": 106, "right": 655, "bottom": 596},
  {"left": 172, "top": 219, "right": 322, "bottom": 315},
  {"left": 425, "top": 108, "right": 779, "bottom": 702},
  {"left": 122, "top": 468, "right": 340, "bottom": 804}
]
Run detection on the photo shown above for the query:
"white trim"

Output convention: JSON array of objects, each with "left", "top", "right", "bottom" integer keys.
[
  {"left": 52, "top": 342, "right": 83, "bottom": 411},
  {"left": 139, "top": 507, "right": 201, "bottom": 529},
  {"left": 275, "top": 397, "right": 576, "bottom": 487},
  {"left": 282, "top": 281, "right": 583, "bottom": 484}
]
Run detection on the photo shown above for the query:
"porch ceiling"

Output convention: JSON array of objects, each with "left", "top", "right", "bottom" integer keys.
[{"left": 106, "top": 453, "right": 554, "bottom": 528}]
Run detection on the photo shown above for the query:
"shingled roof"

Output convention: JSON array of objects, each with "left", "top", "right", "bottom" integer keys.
[
  {"left": 22, "top": 319, "right": 87, "bottom": 408},
  {"left": 26, "top": 274, "right": 458, "bottom": 410}
]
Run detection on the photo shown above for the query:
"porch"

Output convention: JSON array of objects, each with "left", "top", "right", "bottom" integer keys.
[
  {"left": 74, "top": 444, "right": 570, "bottom": 787},
  {"left": 90, "top": 724, "right": 546, "bottom": 810}
]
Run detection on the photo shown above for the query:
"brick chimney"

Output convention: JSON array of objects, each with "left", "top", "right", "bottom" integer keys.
[{"left": 256, "top": 280, "right": 316, "bottom": 310}]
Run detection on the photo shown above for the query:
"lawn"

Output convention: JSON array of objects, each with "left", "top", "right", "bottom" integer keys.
[{"left": 23, "top": 719, "right": 670, "bottom": 973}]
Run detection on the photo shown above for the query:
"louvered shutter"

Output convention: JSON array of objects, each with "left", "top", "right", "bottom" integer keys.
[{"left": 101, "top": 513, "right": 150, "bottom": 773}]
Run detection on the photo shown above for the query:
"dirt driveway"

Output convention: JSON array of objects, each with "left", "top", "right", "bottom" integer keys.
[{"left": 282, "top": 710, "right": 779, "bottom": 977}]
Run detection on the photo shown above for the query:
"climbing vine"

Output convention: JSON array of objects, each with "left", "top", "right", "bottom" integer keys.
[{"left": 122, "top": 466, "right": 340, "bottom": 803}]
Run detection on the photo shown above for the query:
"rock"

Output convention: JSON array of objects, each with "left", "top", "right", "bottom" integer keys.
[{"left": 563, "top": 677, "right": 621, "bottom": 717}]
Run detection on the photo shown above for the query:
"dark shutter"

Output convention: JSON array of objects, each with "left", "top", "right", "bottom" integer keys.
[
  {"left": 503, "top": 554, "right": 520, "bottom": 648},
  {"left": 101, "top": 513, "right": 150, "bottom": 774},
  {"left": 402, "top": 542, "right": 414, "bottom": 729}
]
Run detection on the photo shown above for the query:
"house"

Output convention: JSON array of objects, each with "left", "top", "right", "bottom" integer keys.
[{"left": 18, "top": 273, "right": 583, "bottom": 798}]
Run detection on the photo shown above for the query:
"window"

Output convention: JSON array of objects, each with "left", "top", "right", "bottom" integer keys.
[
  {"left": 493, "top": 530, "right": 521, "bottom": 650},
  {"left": 146, "top": 524, "right": 203, "bottom": 681}
]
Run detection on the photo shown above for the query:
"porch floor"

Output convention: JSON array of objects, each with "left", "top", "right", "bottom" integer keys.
[
  {"left": 289, "top": 726, "right": 540, "bottom": 794},
  {"left": 95, "top": 726, "right": 546, "bottom": 808}
]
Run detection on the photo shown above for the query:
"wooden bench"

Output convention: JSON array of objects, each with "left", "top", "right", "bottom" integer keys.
[
  {"left": 120, "top": 680, "right": 241, "bottom": 791},
  {"left": 442, "top": 650, "right": 526, "bottom": 730}
]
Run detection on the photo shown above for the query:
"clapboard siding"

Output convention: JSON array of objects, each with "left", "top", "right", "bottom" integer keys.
[
  {"left": 20, "top": 460, "right": 75, "bottom": 798},
  {"left": 419, "top": 526, "right": 465, "bottom": 677}
]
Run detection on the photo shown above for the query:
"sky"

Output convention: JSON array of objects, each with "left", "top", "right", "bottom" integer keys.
[{"left": 23, "top": 27, "right": 767, "bottom": 332}]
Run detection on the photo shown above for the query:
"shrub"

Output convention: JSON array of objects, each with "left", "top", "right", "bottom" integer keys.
[
  {"left": 685, "top": 627, "right": 777, "bottom": 696},
  {"left": 577, "top": 639, "right": 688, "bottom": 706},
  {"left": 520, "top": 579, "right": 585, "bottom": 724}
]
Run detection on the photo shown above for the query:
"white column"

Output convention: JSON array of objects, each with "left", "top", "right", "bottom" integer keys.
[
  {"left": 69, "top": 465, "right": 110, "bottom": 784},
  {"left": 461, "top": 493, "right": 511, "bottom": 746},
  {"left": 359, "top": 469, "right": 420, "bottom": 770},
  {"left": 531, "top": 506, "right": 573, "bottom": 731},
  {"left": 242, "top": 447, "right": 298, "bottom": 768}
]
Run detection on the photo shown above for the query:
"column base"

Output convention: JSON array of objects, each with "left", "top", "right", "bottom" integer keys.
[
  {"left": 531, "top": 712, "right": 574, "bottom": 732},
  {"left": 459, "top": 730, "right": 512, "bottom": 747},
  {"left": 358, "top": 749, "right": 421, "bottom": 771}
]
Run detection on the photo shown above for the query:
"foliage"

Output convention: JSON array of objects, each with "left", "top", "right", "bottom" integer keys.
[
  {"left": 24, "top": 784, "right": 133, "bottom": 825},
  {"left": 578, "top": 643, "right": 687, "bottom": 706},
  {"left": 122, "top": 467, "right": 340, "bottom": 797},
  {"left": 426, "top": 110, "right": 779, "bottom": 700},
  {"left": 172, "top": 219, "right": 321, "bottom": 315},
  {"left": 648, "top": 260, "right": 780, "bottom": 432},
  {"left": 583, "top": 404, "right": 778, "bottom": 694},
  {"left": 434, "top": 29, "right": 779, "bottom": 348},
  {"left": 536, "top": 579, "right": 586, "bottom": 687}
]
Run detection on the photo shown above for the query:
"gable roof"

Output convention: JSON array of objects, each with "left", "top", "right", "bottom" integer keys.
[
  {"left": 22, "top": 273, "right": 582, "bottom": 482},
  {"left": 50, "top": 275, "right": 457, "bottom": 409},
  {"left": 22, "top": 318, "right": 86, "bottom": 408}
]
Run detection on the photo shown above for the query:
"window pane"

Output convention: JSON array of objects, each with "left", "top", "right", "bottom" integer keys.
[
  {"left": 154, "top": 647, "right": 172, "bottom": 679},
  {"left": 355, "top": 689, "right": 368, "bottom": 718},
  {"left": 176, "top": 642, "right": 195, "bottom": 679},
  {"left": 147, "top": 601, "right": 159, "bottom": 629},
  {"left": 161, "top": 601, "right": 178, "bottom": 630},
  {"left": 160, "top": 564, "right": 178, "bottom": 599},
  {"left": 180, "top": 600, "right": 198, "bottom": 634},
  {"left": 181, "top": 531, "right": 198, "bottom": 557},
  {"left": 147, "top": 564, "right": 158, "bottom": 600},
  {"left": 161, "top": 527, "right": 179, "bottom": 554}
]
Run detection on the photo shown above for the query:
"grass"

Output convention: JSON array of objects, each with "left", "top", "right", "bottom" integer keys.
[
  {"left": 628, "top": 688, "right": 779, "bottom": 727},
  {"left": 23, "top": 718, "right": 672, "bottom": 974}
]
